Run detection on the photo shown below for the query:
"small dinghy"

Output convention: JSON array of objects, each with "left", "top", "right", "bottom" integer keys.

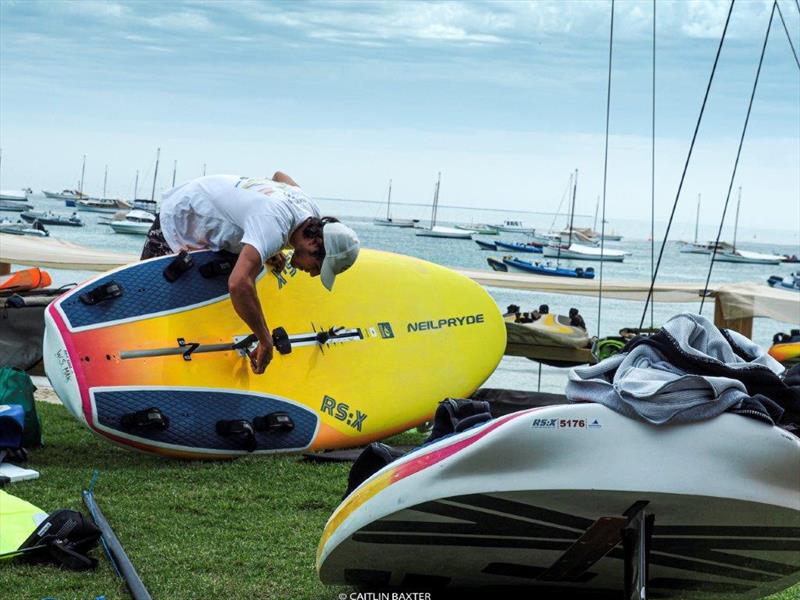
[
  {"left": 495, "top": 240, "right": 543, "bottom": 253},
  {"left": 474, "top": 239, "right": 497, "bottom": 251},
  {"left": 503, "top": 257, "right": 595, "bottom": 279},
  {"left": 318, "top": 402, "right": 800, "bottom": 598},
  {"left": 0, "top": 219, "right": 49, "bottom": 237},
  {"left": 20, "top": 210, "right": 83, "bottom": 227},
  {"left": 486, "top": 257, "right": 507, "bottom": 272},
  {"left": 768, "top": 273, "right": 800, "bottom": 292}
]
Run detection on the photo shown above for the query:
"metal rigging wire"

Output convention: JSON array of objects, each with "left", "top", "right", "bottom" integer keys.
[
  {"left": 597, "top": 0, "right": 615, "bottom": 338},
  {"left": 776, "top": 1, "right": 800, "bottom": 70},
  {"left": 700, "top": 2, "right": 779, "bottom": 313},
  {"left": 638, "top": 0, "right": 736, "bottom": 330},
  {"left": 650, "top": 0, "right": 656, "bottom": 329}
]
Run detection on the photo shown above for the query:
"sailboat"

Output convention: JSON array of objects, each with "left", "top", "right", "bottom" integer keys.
[
  {"left": 415, "top": 173, "right": 472, "bottom": 239},
  {"left": 44, "top": 155, "right": 90, "bottom": 206},
  {"left": 542, "top": 170, "right": 626, "bottom": 262},
  {"left": 679, "top": 193, "right": 725, "bottom": 254},
  {"left": 107, "top": 149, "right": 160, "bottom": 235},
  {"left": 715, "top": 187, "right": 783, "bottom": 265},
  {"left": 373, "top": 180, "right": 418, "bottom": 228}
]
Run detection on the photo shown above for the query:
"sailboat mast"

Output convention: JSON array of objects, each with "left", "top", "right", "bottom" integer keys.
[
  {"left": 172, "top": 160, "right": 177, "bottom": 187},
  {"left": 694, "top": 193, "right": 701, "bottom": 244},
  {"left": 79, "top": 155, "right": 86, "bottom": 196},
  {"left": 102, "top": 165, "right": 108, "bottom": 198},
  {"left": 134, "top": 170, "right": 139, "bottom": 199},
  {"left": 202, "top": 163, "right": 207, "bottom": 176},
  {"left": 567, "top": 168, "right": 578, "bottom": 249},
  {"left": 386, "top": 179, "right": 392, "bottom": 220},
  {"left": 150, "top": 148, "right": 161, "bottom": 202},
  {"left": 732, "top": 186, "right": 741, "bottom": 251},
  {"left": 593, "top": 195, "right": 600, "bottom": 232}
]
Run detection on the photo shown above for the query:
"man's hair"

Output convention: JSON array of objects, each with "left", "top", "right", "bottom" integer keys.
[{"left": 301, "top": 216, "right": 339, "bottom": 260}]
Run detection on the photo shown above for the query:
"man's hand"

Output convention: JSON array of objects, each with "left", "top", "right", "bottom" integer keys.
[
  {"left": 266, "top": 252, "right": 287, "bottom": 273},
  {"left": 251, "top": 337, "right": 274, "bottom": 374},
  {"left": 229, "top": 244, "right": 273, "bottom": 374}
]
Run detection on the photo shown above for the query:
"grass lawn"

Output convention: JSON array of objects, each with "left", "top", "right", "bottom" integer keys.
[{"left": 1, "top": 402, "right": 797, "bottom": 600}]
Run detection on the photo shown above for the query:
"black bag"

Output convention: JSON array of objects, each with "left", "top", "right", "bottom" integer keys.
[{"left": 17, "top": 509, "right": 101, "bottom": 570}]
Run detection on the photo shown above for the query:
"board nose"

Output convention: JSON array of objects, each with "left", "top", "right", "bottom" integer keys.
[{"left": 43, "top": 306, "right": 85, "bottom": 423}]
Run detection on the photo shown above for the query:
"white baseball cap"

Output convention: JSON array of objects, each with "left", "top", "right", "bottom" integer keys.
[{"left": 320, "top": 222, "right": 360, "bottom": 290}]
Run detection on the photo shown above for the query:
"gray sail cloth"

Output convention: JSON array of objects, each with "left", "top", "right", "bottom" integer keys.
[{"left": 565, "top": 313, "right": 789, "bottom": 426}]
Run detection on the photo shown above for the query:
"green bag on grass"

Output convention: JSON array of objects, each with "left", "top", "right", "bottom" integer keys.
[{"left": 0, "top": 368, "right": 42, "bottom": 448}]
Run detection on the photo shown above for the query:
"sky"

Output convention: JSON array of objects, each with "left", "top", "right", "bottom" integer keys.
[{"left": 0, "top": 0, "right": 798, "bottom": 237}]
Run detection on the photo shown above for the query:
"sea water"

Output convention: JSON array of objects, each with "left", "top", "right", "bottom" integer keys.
[{"left": 15, "top": 192, "right": 799, "bottom": 394}]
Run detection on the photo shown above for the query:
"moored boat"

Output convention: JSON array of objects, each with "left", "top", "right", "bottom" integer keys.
[
  {"left": 767, "top": 273, "right": 800, "bottom": 291},
  {"left": 542, "top": 242, "right": 626, "bottom": 262},
  {"left": 76, "top": 197, "right": 133, "bottom": 213},
  {"left": 495, "top": 240, "right": 543, "bottom": 253},
  {"left": 492, "top": 219, "right": 535, "bottom": 234},
  {"left": 0, "top": 188, "right": 32, "bottom": 202},
  {"left": 503, "top": 256, "right": 595, "bottom": 279},
  {"left": 106, "top": 209, "right": 156, "bottom": 235},
  {"left": 0, "top": 218, "right": 49, "bottom": 237},
  {"left": 20, "top": 210, "right": 83, "bottom": 227},
  {"left": 474, "top": 239, "right": 497, "bottom": 251},
  {"left": 0, "top": 199, "right": 32, "bottom": 212},
  {"left": 715, "top": 249, "right": 783, "bottom": 265},
  {"left": 455, "top": 223, "right": 499, "bottom": 235},
  {"left": 42, "top": 189, "right": 89, "bottom": 203}
]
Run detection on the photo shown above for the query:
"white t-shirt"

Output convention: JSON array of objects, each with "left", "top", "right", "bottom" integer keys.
[{"left": 159, "top": 175, "right": 321, "bottom": 262}]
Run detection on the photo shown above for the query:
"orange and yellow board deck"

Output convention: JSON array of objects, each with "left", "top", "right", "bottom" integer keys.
[{"left": 44, "top": 249, "right": 506, "bottom": 459}]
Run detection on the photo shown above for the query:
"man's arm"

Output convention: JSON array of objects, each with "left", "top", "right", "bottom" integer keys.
[
  {"left": 272, "top": 171, "right": 299, "bottom": 187},
  {"left": 228, "top": 244, "right": 272, "bottom": 373}
]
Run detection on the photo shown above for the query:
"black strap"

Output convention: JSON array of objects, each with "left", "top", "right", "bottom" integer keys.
[
  {"left": 253, "top": 412, "right": 294, "bottom": 432},
  {"left": 216, "top": 420, "right": 256, "bottom": 452},
  {"left": 79, "top": 281, "right": 123, "bottom": 305},
  {"left": 163, "top": 251, "right": 194, "bottom": 282},
  {"left": 120, "top": 408, "right": 169, "bottom": 431}
]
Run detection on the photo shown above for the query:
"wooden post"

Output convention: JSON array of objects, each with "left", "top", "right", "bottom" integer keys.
[
  {"left": 0, "top": 261, "right": 10, "bottom": 276},
  {"left": 714, "top": 294, "right": 753, "bottom": 338}
]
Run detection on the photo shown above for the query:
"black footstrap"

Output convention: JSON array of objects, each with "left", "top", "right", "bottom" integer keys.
[
  {"left": 163, "top": 250, "right": 193, "bottom": 282},
  {"left": 199, "top": 252, "right": 237, "bottom": 279},
  {"left": 216, "top": 420, "right": 256, "bottom": 452},
  {"left": 253, "top": 412, "right": 294, "bottom": 432},
  {"left": 120, "top": 408, "right": 169, "bottom": 431},
  {"left": 79, "top": 281, "right": 123, "bottom": 305}
]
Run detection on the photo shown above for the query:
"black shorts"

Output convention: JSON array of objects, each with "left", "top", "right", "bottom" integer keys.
[{"left": 140, "top": 214, "right": 174, "bottom": 260}]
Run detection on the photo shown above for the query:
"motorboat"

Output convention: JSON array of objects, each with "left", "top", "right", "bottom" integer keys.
[
  {"left": 767, "top": 273, "right": 800, "bottom": 292},
  {"left": 318, "top": 399, "right": 800, "bottom": 598},
  {"left": 20, "top": 210, "right": 83, "bottom": 227},
  {"left": 0, "top": 188, "right": 32, "bottom": 202},
  {"left": 455, "top": 224, "right": 499, "bottom": 235},
  {"left": 503, "top": 256, "right": 595, "bottom": 279},
  {"left": 43, "top": 189, "right": 89, "bottom": 201},
  {"left": 495, "top": 240, "right": 543, "bottom": 254},
  {"left": 715, "top": 249, "right": 783, "bottom": 266},
  {"left": 492, "top": 220, "right": 535, "bottom": 234},
  {"left": 76, "top": 198, "right": 133, "bottom": 213},
  {"left": 106, "top": 209, "right": 155, "bottom": 235},
  {"left": 0, "top": 200, "right": 32, "bottom": 212},
  {"left": 543, "top": 243, "right": 626, "bottom": 262},
  {"left": 0, "top": 218, "right": 49, "bottom": 237},
  {"left": 474, "top": 239, "right": 497, "bottom": 251}
]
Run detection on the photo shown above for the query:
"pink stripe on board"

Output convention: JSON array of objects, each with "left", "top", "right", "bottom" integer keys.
[
  {"left": 47, "top": 302, "right": 93, "bottom": 422},
  {"left": 389, "top": 407, "right": 541, "bottom": 484}
]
